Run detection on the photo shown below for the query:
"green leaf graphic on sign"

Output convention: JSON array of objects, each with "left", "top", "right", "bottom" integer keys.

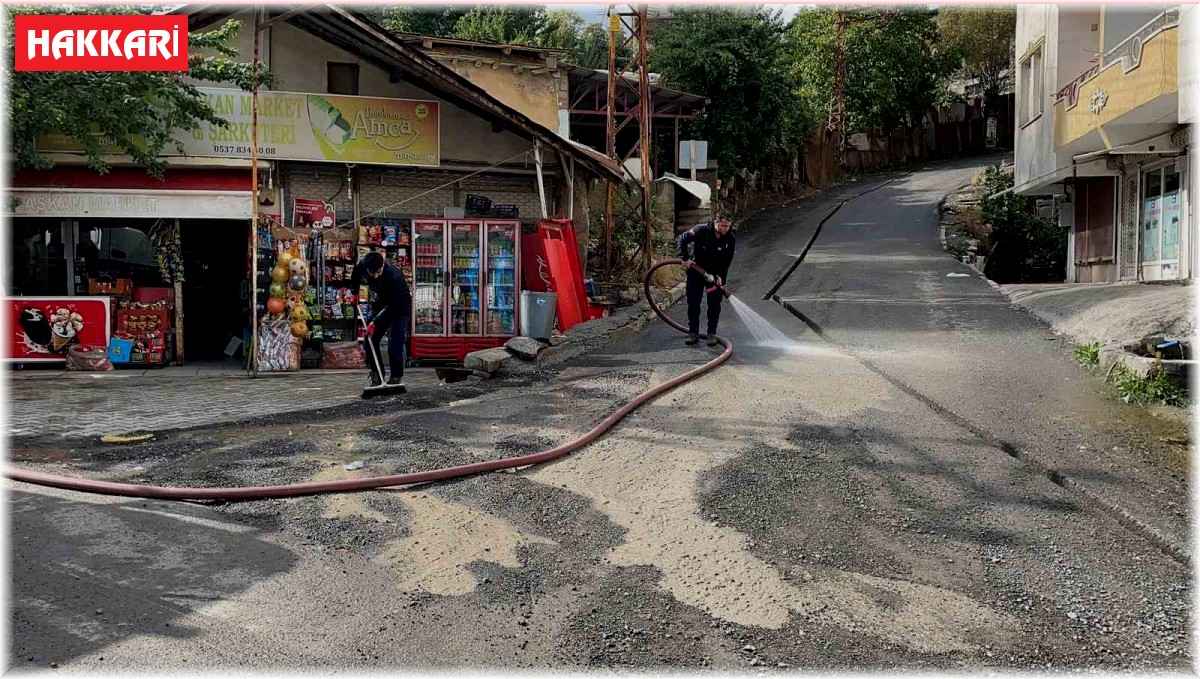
[{"left": 307, "top": 95, "right": 352, "bottom": 152}]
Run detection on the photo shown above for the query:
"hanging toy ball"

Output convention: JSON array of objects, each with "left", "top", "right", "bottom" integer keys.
[
  {"left": 267, "top": 298, "right": 286, "bottom": 316},
  {"left": 288, "top": 258, "right": 308, "bottom": 277},
  {"left": 269, "top": 282, "right": 287, "bottom": 299},
  {"left": 289, "top": 320, "right": 308, "bottom": 338},
  {"left": 277, "top": 251, "right": 295, "bottom": 269},
  {"left": 288, "top": 274, "right": 306, "bottom": 291},
  {"left": 271, "top": 266, "right": 289, "bottom": 283},
  {"left": 290, "top": 305, "right": 310, "bottom": 322}
]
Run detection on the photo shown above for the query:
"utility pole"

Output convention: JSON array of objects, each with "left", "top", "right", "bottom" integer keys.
[
  {"left": 604, "top": 4, "right": 653, "bottom": 273},
  {"left": 249, "top": 4, "right": 261, "bottom": 377},
  {"left": 828, "top": 8, "right": 848, "bottom": 170}
]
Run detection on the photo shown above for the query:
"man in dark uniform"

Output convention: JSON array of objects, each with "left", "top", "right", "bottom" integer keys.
[
  {"left": 350, "top": 251, "right": 412, "bottom": 386},
  {"left": 677, "top": 210, "right": 736, "bottom": 346}
]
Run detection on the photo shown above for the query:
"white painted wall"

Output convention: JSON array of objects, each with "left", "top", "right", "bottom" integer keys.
[
  {"left": 1014, "top": 5, "right": 1059, "bottom": 194},
  {"left": 1181, "top": 4, "right": 1198, "bottom": 124},
  {"left": 1056, "top": 7, "right": 1102, "bottom": 91}
]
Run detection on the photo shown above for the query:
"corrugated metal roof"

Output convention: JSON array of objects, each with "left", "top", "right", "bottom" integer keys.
[{"left": 563, "top": 62, "right": 708, "bottom": 108}]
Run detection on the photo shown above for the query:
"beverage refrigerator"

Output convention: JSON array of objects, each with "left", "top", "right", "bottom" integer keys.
[{"left": 410, "top": 218, "right": 520, "bottom": 362}]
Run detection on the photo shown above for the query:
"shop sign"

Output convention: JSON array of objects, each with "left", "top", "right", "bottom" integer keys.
[
  {"left": 5, "top": 297, "right": 112, "bottom": 362},
  {"left": 8, "top": 189, "right": 252, "bottom": 219},
  {"left": 36, "top": 88, "right": 441, "bottom": 167},
  {"left": 293, "top": 198, "right": 336, "bottom": 230}
]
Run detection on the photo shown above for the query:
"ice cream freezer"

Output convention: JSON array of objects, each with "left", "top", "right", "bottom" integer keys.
[{"left": 410, "top": 219, "right": 520, "bottom": 363}]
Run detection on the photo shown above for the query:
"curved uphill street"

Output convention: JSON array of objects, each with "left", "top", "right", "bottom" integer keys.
[{"left": 9, "top": 159, "right": 1191, "bottom": 673}]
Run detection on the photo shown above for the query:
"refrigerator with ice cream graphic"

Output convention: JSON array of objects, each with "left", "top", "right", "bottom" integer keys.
[{"left": 5, "top": 297, "right": 112, "bottom": 362}]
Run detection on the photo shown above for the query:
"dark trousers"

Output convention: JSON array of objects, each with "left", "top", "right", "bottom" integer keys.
[
  {"left": 685, "top": 272, "right": 723, "bottom": 336},
  {"left": 367, "top": 309, "right": 408, "bottom": 381}
]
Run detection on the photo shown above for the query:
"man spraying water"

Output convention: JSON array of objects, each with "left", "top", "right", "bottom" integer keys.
[{"left": 677, "top": 210, "right": 736, "bottom": 347}]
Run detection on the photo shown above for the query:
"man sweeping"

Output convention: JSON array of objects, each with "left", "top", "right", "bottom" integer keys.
[
  {"left": 677, "top": 210, "right": 736, "bottom": 346},
  {"left": 350, "top": 251, "right": 412, "bottom": 387}
]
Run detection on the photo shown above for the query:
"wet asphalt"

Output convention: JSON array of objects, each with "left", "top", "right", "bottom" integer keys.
[{"left": 8, "top": 157, "right": 1193, "bottom": 673}]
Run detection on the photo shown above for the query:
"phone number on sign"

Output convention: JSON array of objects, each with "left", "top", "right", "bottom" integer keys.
[{"left": 212, "top": 145, "right": 278, "bottom": 155}]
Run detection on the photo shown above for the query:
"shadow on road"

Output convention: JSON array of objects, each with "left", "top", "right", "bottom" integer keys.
[{"left": 10, "top": 489, "right": 297, "bottom": 669}]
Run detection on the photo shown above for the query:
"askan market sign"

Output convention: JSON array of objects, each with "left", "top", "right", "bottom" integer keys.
[{"left": 36, "top": 88, "right": 441, "bottom": 167}]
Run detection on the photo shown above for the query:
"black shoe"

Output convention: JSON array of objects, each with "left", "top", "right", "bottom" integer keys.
[
  {"left": 685, "top": 334, "right": 699, "bottom": 346},
  {"left": 707, "top": 335, "right": 719, "bottom": 347},
  {"left": 387, "top": 376, "right": 404, "bottom": 386},
  {"left": 369, "top": 373, "right": 383, "bottom": 387}
]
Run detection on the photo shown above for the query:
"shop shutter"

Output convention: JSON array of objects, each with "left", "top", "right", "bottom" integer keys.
[{"left": 1074, "top": 177, "right": 1115, "bottom": 262}]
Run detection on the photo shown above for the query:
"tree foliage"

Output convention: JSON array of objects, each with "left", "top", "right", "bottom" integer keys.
[
  {"left": 365, "top": 5, "right": 619, "bottom": 69},
  {"left": 369, "top": 6, "right": 470, "bottom": 37},
  {"left": 979, "top": 163, "right": 1066, "bottom": 283},
  {"left": 648, "top": 6, "right": 811, "bottom": 178},
  {"left": 6, "top": 5, "right": 266, "bottom": 177},
  {"left": 936, "top": 7, "right": 1016, "bottom": 111},
  {"left": 787, "top": 7, "right": 955, "bottom": 133}
]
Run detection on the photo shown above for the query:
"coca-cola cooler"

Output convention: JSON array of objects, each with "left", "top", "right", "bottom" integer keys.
[{"left": 410, "top": 218, "right": 520, "bottom": 362}]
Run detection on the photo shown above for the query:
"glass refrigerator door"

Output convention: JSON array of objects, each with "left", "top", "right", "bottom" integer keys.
[
  {"left": 450, "top": 221, "right": 482, "bottom": 336},
  {"left": 412, "top": 221, "right": 446, "bottom": 336},
  {"left": 484, "top": 221, "right": 518, "bottom": 336}
]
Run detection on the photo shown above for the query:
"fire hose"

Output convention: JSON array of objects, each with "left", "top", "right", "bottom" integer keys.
[{"left": 5, "top": 260, "right": 732, "bottom": 501}]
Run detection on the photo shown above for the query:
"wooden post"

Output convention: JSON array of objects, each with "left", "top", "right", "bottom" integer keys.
[
  {"left": 174, "top": 218, "right": 185, "bottom": 364},
  {"left": 534, "top": 140, "right": 549, "bottom": 219},
  {"left": 605, "top": 9, "right": 618, "bottom": 273},
  {"left": 249, "top": 5, "right": 261, "bottom": 377}
]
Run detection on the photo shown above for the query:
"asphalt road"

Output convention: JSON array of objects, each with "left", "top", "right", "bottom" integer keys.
[{"left": 8, "top": 159, "right": 1192, "bottom": 672}]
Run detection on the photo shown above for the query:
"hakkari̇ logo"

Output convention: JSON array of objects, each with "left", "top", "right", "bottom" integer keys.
[{"left": 14, "top": 14, "right": 188, "bottom": 72}]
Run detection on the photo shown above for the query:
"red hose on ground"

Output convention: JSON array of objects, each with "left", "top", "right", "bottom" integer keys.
[{"left": 5, "top": 260, "right": 732, "bottom": 501}]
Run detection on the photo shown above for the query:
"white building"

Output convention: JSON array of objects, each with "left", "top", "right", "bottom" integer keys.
[{"left": 1013, "top": 5, "right": 1194, "bottom": 283}]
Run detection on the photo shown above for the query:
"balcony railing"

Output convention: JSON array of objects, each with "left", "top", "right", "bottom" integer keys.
[
  {"left": 1052, "top": 7, "right": 1180, "bottom": 109},
  {"left": 1054, "top": 62, "right": 1100, "bottom": 109}
]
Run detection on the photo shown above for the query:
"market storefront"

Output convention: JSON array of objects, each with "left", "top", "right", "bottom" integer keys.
[
  {"left": 5, "top": 6, "right": 622, "bottom": 373},
  {"left": 7, "top": 166, "right": 252, "bottom": 367}
]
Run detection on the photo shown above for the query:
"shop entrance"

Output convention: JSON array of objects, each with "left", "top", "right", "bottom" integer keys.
[{"left": 180, "top": 219, "right": 250, "bottom": 362}]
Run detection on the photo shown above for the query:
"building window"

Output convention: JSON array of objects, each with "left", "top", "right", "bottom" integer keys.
[
  {"left": 1141, "top": 165, "right": 1182, "bottom": 264},
  {"left": 327, "top": 62, "right": 359, "bottom": 96},
  {"left": 1019, "top": 43, "right": 1044, "bottom": 126}
]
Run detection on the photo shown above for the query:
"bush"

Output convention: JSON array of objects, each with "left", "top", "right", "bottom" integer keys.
[
  {"left": 1109, "top": 362, "right": 1189, "bottom": 407},
  {"left": 978, "top": 163, "right": 1066, "bottom": 283},
  {"left": 1075, "top": 342, "right": 1101, "bottom": 369}
]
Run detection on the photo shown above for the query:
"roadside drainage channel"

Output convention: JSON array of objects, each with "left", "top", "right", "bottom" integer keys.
[{"left": 764, "top": 188, "right": 1192, "bottom": 568}]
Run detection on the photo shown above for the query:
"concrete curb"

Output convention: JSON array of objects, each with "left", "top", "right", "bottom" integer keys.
[
  {"left": 923, "top": 185, "right": 1192, "bottom": 563},
  {"left": 486, "top": 281, "right": 689, "bottom": 376}
]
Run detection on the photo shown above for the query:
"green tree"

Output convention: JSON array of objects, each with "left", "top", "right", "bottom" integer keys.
[
  {"left": 567, "top": 21, "right": 622, "bottom": 69},
  {"left": 937, "top": 7, "right": 1016, "bottom": 114},
  {"left": 648, "top": 6, "right": 812, "bottom": 178},
  {"left": 362, "top": 5, "right": 617, "bottom": 69},
  {"left": 367, "top": 6, "right": 470, "bottom": 36},
  {"left": 451, "top": 6, "right": 548, "bottom": 45},
  {"left": 7, "top": 5, "right": 266, "bottom": 178},
  {"left": 787, "top": 7, "right": 954, "bottom": 133}
]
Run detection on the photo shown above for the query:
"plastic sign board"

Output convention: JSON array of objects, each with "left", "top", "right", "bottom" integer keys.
[
  {"left": 293, "top": 198, "right": 336, "bottom": 230},
  {"left": 14, "top": 14, "right": 187, "bottom": 71},
  {"left": 679, "top": 140, "right": 709, "bottom": 170},
  {"left": 6, "top": 297, "right": 113, "bottom": 362},
  {"left": 35, "top": 89, "right": 442, "bottom": 167}
]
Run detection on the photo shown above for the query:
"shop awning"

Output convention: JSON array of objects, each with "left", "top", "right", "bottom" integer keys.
[{"left": 180, "top": 5, "right": 626, "bottom": 184}]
